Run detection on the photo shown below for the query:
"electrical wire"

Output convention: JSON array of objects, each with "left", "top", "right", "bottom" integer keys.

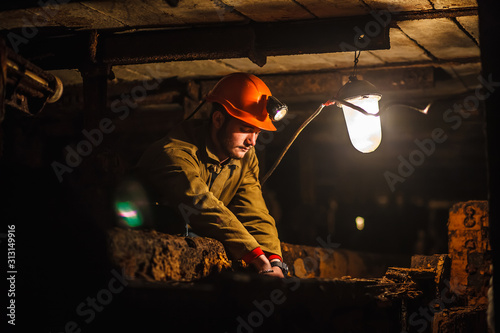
[
  {"left": 185, "top": 99, "right": 206, "bottom": 121},
  {"left": 260, "top": 97, "right": 378, "bottom": 185},
  {"left": 261, "top": 101, "right": 333, "bottom": 185},
  {"left": 381, "top": 102, "right": 432, "bottom": 114},
  {"left": 260, "top": 98, "right": 431, "bottom": 185}
]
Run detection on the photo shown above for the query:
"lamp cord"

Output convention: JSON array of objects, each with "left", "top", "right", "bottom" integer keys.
[
  {"left": 351, "top": 50, "right": 361, "bottom": 79},
  {"left": 261, "top": 102, "right": 331, "bottom": 186},
  {"left": 381, "top": 102, "right": 432, "bottom": 114},
  {"left": 260, "top": 96, "right": 380, "bottom": 185},
  {"left": 185, "top": 99, "right": 206, "bottom": 121}
]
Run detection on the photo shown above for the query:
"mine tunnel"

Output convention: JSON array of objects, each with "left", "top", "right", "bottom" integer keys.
[{"left": 0, "top": 1, "right": 499, "bottom": 332}]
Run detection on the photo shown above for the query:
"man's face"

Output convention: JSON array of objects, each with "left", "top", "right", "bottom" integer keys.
[{"left": 216, "top": 115, "right": 261, "bottom": 160}]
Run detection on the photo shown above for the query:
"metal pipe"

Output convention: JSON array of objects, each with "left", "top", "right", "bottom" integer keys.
[{"left": 5, "top": 48, "right": 63, "bottom": 104}]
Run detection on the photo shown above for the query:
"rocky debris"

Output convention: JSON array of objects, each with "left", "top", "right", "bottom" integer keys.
[
  {"left": 281, "top": 242, "right": 409, "bottom": 279},
  {"left": 105, "top": 200, "right": 492, "bottom": 333},
  {"left": 108, "top": 227, "right": 410, "bottom": 282},
  {"left": 107, "top": 227, "right": 239, "bottom": 281}
]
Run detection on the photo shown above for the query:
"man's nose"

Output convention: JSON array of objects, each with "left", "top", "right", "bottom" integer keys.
[{"left": 245, "top": 133, "right": 258, "bottom": 146}]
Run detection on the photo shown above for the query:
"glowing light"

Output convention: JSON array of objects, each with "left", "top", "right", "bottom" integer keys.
[
  {"left": 113, "top": 178, "right": 152, "bottom": 229},
  {"left": 115, "top": 201, "right": 143, "bottom": 228},
  {"left": 119, "top": 210, "right": 138, "bottom": 218},
  {"left": 355, "top": 216, "right": 365, "bottom": 231},
  {"left": 342, "top": 96, "right": 382, "bottom": 153}
]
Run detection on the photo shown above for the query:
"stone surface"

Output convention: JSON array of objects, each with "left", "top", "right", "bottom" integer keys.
[
  {"left": 281, "top": 241, "right": 409, "bottom": 279},
  {"left": 107, "top": 227, "right": 237, "bottom": 281},
  {"left": 108, "top": 227, "right": 410, "bottom": 282}
]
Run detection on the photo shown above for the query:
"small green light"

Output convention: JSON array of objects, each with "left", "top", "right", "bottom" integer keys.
[{"left": 116, "top": 201, "right": 143, "bottom": 228}]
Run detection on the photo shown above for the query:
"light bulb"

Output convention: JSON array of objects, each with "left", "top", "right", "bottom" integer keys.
[
  {"left": 341, "top": 95, "right": 382, "bottom": 153},
  {"left": 355, "top": 216, "right": 365, "bottom": 231}
]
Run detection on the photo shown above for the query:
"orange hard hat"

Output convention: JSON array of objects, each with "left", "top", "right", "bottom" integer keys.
[{"left": 206, "top": 73, "right": 277, "bottom": 131}]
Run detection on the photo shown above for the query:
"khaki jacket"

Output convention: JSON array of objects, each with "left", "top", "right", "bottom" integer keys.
[{"left": 134, "top": 119, "right": 282, "bottom": 260}]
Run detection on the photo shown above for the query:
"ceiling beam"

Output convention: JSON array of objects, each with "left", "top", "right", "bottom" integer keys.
[{"left": 14, "top": 16, "right": 390, "bottom": 70}]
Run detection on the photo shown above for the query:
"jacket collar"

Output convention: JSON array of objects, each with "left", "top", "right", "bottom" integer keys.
[{"left": 204, "top": 125, "right": 242, "bottom": 170}]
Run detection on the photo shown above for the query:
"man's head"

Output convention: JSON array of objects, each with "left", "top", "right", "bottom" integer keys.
[
  {"left": 210, "top": 103, "right": 261, "bottom": 160},
  {"left": 205, "top": 73, "right": 283, "bottom": 161},
  {"left": 206, "top": 72, "right": 280, "bottom": 132}
]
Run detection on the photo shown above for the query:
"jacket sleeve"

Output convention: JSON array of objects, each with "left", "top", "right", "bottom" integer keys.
[
  {"left": 138, "top": 146, "right": 262, "bottom": 260},
  {"left": 227, "top": 150, "right": 282, "bottom": 259}
]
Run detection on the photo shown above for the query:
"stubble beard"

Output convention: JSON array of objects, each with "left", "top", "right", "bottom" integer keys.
[{"left": 216, "top": 121, "right": 243, "bottom": 160}]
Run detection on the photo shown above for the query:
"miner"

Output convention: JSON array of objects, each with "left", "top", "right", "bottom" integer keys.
[{"left": 134, "top": 73, "right": 288, "bottom": 278}]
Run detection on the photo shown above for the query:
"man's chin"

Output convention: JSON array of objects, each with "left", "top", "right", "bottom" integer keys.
[
  {"left": 229, "top": 153, "right": 245, "bottom": 160},
  {"left": 229, "top": 148, "right": 249, "bottom": 159}
]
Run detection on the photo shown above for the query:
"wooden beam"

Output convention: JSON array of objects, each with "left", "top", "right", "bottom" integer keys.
[
  {"left": 100, "top": 18, "right": 390, "bottom": 66},
  {"left": 15, "top": 16, "right": 390, "bottom": 70}
]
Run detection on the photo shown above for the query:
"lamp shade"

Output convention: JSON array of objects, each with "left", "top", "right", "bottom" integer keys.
[{"left": 337, "top": 78, "right": 382, "bottom": 153}]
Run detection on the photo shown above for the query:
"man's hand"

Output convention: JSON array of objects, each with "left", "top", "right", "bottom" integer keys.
[{"left": 250, "top": 255, "right": 284, "bottom": 278}]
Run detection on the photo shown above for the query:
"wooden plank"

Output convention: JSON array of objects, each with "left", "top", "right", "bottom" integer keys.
[
  {"left": 223, "top": 0, "right": 315, "bottom": 21},
  {"left": 364, "top": 0, "right": 433, "bottom": 12},
  {"left": 296, "top": 0, "right": 368, "bottom": 18},
  {"left": 0, "top": 8, "right": 58, "bottom": 29},
  {"left": 82, "top": 0, "right": 184, "bottom": 27},
  {"left": 145, "top": 0, "right": 245, "bottom": 25},
  {"left": 259, "top": 72, "right": 343, "bottom": 99},
  {"left": 84, "top": 0, "right": 268, "bottom": 27},
  {"left": 397, "top": 18, "right": 480, "bottom": 60},
  {"left": 456, "top": 15, "right": 479, "bottom": 45},
  {"left": 369, "top": 28, "right": 432, "bottom": 63},
  {"left": 218, "top": 51, "right": 385, "bottom": 77},
  {"left": 114, "top": 60, "right": 235, "bottom": 80},
  {"left": 230, "top": 51, "right": 384, "bottom": 75},
  {"left": 432, "top": 0, "right": 477, "bottom": 10},
  {"left": 218, "top": 54, "right": 339, "bottom": 75},
  {"left": 316, "top": 51, "right": 385, "bottom": 69},
  {"left": 26, "top": 2, "right": 126, "bottom": 30}
]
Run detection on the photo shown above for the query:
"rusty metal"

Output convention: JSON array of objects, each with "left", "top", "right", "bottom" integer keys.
[
  {"left": 3, "top": 46, "right": 63, "bottom": 114},
  {"left": 448, "top": 200, "right": 491, "bottom": 306}
]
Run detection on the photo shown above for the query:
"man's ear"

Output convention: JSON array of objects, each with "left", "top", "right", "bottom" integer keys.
[{"left": 212, "top": 110, "right": 225, "bottom": 130}]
